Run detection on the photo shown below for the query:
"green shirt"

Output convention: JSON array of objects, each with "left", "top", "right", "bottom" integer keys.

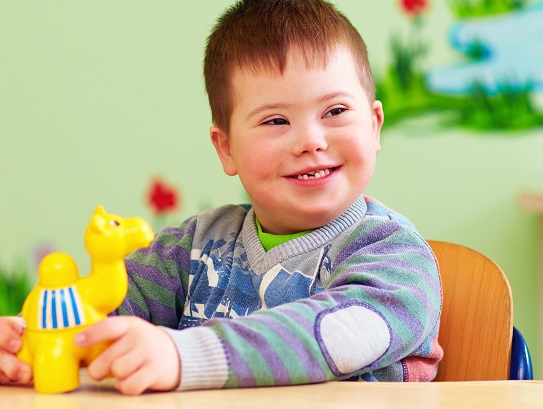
[{"left": 255, "top": 217, "right": 313, "bottom": 251}]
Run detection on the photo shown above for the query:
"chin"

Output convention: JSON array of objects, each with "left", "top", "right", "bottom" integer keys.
[{"left": 295, "top": 207, "right": 345, "bottom": 230}]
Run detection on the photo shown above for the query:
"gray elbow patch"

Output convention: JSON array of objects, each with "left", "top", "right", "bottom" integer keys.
[{"left": 315, "top": 302, "right": 391, "bottom": 376}]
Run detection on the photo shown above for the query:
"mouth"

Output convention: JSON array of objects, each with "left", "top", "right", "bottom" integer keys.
[{"left": 292, "top": 167, "right": 337, "bottom": 180}]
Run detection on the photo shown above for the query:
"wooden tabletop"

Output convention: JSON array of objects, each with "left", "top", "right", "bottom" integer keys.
[{"left": 2, "top": 373, "right": 543, "bottom": 409}]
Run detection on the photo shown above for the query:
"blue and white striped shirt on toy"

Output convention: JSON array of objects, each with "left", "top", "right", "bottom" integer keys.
[{"left": 38, "top": 286, "right": 85, "bottom": 329}]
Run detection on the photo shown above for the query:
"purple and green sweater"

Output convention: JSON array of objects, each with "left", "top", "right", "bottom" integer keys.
[{"left": 115, "top": 195, "right": 443, "bottom": 390}]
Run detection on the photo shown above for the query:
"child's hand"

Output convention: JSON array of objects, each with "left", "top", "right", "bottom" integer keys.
[
  {"left": 74, "top": 316, "right": 181, "bottom": 395},
  {"left": 0, "top": 317, "right": 32, "bottom": 384}
]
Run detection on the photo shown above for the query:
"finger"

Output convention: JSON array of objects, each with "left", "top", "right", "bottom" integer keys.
[
  {"left": 115, "top": 368, "right": 152, "bottom": 396},
  {"left": 87, "top": 333, "right": 137, "bottom": 380},
  {"left": 74, "top": 317, "right": 130, "bottom": 348},
  {"left": 2, "top": 338, "right": 21, "bottom": 355},
  {"left": 0, "top": 350, "right": 32, "bottom": 383},
  {"left": 0, "top": 371, "right": 10, "bottom": 384},
  {"left": 13, "top": 317, "right": 27, "bottom": 333},
  {"left": 110, "top": 350, "right": 144, "bottom": 380},
  {"left": 116, "top": 348, "right": 179, "bottom": 394},
  {"left": 0, "top": 316, "right": 26, "bottom": 333},
  {"left": 0, "top": 317, "right": 26, "bottom": 354}
]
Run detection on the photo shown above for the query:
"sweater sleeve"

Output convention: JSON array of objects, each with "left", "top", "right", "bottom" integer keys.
[
  {"left": 167, "top": 218, "right": 442, "bottom": 389},
  {"left": 111, "top": 217, "right": 195, "bottom": 329}
]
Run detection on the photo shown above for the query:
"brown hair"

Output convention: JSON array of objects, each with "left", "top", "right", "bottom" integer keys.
[{"left": 204, "top": 0, "right": 375, "bottom": 133}]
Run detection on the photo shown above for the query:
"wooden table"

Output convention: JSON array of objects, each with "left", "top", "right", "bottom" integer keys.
[{"left": 2, "top": 373, "right": 543, "bottom": 409}]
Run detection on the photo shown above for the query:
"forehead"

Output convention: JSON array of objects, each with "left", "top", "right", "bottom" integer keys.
[
  {"left": 232, "top": 44, "right": 344, "bottom": 81},
  {"left": 230, "top": 46, "right": 362, "bottom": 101}
]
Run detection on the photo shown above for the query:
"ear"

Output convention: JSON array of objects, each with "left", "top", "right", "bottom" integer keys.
[
  {"left": 89, "top": 214, "right": 106, "bottom": 233},
  {"left": 89, "top": 206, "right": 107, "bottom": 232},
  {"left": 371, "top": 100, "right": 384, "bottom": 153},
  {"left": 94, "top": 205, "right": 106, "bottom": 216},
  {"left": 210, "top": 126, "right": 238, "bottom": 176}
]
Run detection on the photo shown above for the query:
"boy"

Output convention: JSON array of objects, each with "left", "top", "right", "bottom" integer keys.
[{"left": 0, "top": 0, "right": 442, "bottom": 395}]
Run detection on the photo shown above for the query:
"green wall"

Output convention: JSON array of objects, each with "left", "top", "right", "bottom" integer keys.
[{"left": 1, "top": 1, "right": 541, "bottom": 376}]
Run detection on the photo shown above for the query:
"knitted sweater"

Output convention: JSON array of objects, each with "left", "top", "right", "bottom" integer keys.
[{"left": 115, "top": 196, "right": 443, "bottom": 390}]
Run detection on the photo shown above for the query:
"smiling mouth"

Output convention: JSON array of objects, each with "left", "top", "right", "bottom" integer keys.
[{"left": 295, "top": 168, "right": 335, "bottom": 180}]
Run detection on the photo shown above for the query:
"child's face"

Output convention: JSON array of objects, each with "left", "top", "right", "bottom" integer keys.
[{"left": 211, "top": 47, "right": 384, "bottom": 235}]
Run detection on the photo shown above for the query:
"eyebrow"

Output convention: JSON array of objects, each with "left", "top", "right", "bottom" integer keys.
[
  {"left": 317, "top": 91, "right": 355, "bottom": 103},
  {"left": 245, "top": 91, "right": 356, "bottom": 121},
  {"left": 246, "top": 103, "right": 293, "bottom": 121}
]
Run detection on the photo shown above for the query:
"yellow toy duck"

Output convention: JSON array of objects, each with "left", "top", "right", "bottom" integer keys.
[{"left": 17, "top": 206, "right": 154, "bottom": 394}]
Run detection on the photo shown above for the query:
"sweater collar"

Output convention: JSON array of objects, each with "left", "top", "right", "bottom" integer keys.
[{"left": 242, "top": 196, "right": 368, "bottom": 275}]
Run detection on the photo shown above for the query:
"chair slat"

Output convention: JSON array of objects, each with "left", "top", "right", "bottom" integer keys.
[{"left": 428, "top": 240, "right": 513, "bottom": 381}]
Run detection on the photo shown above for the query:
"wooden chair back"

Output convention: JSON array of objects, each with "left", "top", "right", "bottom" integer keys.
[{"left": 428, "top": 240, "right": 513, "bottom": 381}]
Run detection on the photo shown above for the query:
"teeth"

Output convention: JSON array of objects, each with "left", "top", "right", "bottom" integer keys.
[{"left": 297, "top": 168, "right": 331, "bottom": 180}]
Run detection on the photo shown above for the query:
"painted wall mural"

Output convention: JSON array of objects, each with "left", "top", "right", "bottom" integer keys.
[
  {"left": 379, "top": 0, "right": 543, "bottom": 130},
  {"left": 146, "top": 177, "right": 181, "bottom": 232},
  {"left": 1, "top": 1, "right": 541, "bottom": 317}
]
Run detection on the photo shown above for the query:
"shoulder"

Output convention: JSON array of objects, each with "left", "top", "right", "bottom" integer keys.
[
  {"left": 332, "top": 197, "right": 438, "bottom": 279},
  {"left": 127, "top": 204, "right": 253, "bottom": 266},
  {"left": 156, "top": 203, "right": 252, "bottom": 236},
  {"left": 193, "top": 203, "right": 252, "bottom": 234},
  {"left": 176, "top": 203, "right": 252, "bottom": 252},
  {"left": 140, "top": 204, "right": 252, "bottom": 251},
  {"left": 340, "top": 196, "right": 431, "bottom": 254},
  {"left": 363, "top": 196, "right": 418, "bottom": 233}
]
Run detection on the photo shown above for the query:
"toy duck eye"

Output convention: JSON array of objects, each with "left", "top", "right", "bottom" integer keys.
[{"left": 109, "top": 219, "right": 120, "bottom": 227}]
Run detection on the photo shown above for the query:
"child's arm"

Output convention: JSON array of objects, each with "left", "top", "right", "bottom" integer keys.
[
  {"left": 0, "top": 317, "right": 32, "bottom": 384},
  {"left": 106, "top": 209, "right": 441, "bottom": 392},
  {"left": 171, "top": 224, "right": 441, "bottom": 388},
  {"left": 74, "top": 315, "right": 180, "bottom": 396},
  {"left": 120, "top": 219, "right": 440, "bottom": 390}
]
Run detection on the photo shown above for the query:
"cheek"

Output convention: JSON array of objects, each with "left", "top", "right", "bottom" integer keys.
[
  {"left": 231, "top": 141, "right": 257, "bottom": 166},
  {"left": 342, "top": 141, "right": 378, "bottom": 183},
  {"left": 234, "top": 144, "right": 274, "bottom": 183},
  {"left": 340, "top": 133, "right": 375, "bottom": 161},
  {"left": 246, "top": 143, "right": 279, "bottom": 170}
]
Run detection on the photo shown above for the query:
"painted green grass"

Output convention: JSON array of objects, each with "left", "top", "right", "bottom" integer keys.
[
  {"left": 457, "top": 80, "right": 543, "bottom": 131},
  {"left": 448, "top": 0, "right": 528, "bottom": 18},
  {"left": 0, "top": 262, "right": 33, "bottom": 315},
  {"left": 376, "top": 70, "right": 463, "bottom": 125},
  {"left": 376, "top": 53, "right": 543, "bottom": 131},
  {"left": 389, "top": 31, "right": 428, "bottom": 93},
  {"left": 377, "top": 28, "right": 461, "bottom": 125}
]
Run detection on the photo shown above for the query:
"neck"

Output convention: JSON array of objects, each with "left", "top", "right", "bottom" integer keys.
[{"left": 87, "top": 257, "right": 128, "bottom": 314}]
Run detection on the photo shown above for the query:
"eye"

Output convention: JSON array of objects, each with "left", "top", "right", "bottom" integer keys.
[
  {"left": 262, "top": 117, "right": 289, "bottom": 126},
  {"left": 109, "top": 219, "right": 120, "bottom": 227},
  {"left": 323, "top": 107, "right": 347, "bottom": 118}
]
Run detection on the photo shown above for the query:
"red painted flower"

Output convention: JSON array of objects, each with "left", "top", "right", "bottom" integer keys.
[
  {"left": 399, "top": 0, "right": 429, "bottom": 16},
  {"left": 147, "top": 178, "right": 179, "bottom": 214}
]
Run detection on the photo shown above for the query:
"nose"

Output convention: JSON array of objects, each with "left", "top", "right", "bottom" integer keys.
[{"left": 292, "top": 123, "right": 328, "bottom": 156}]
